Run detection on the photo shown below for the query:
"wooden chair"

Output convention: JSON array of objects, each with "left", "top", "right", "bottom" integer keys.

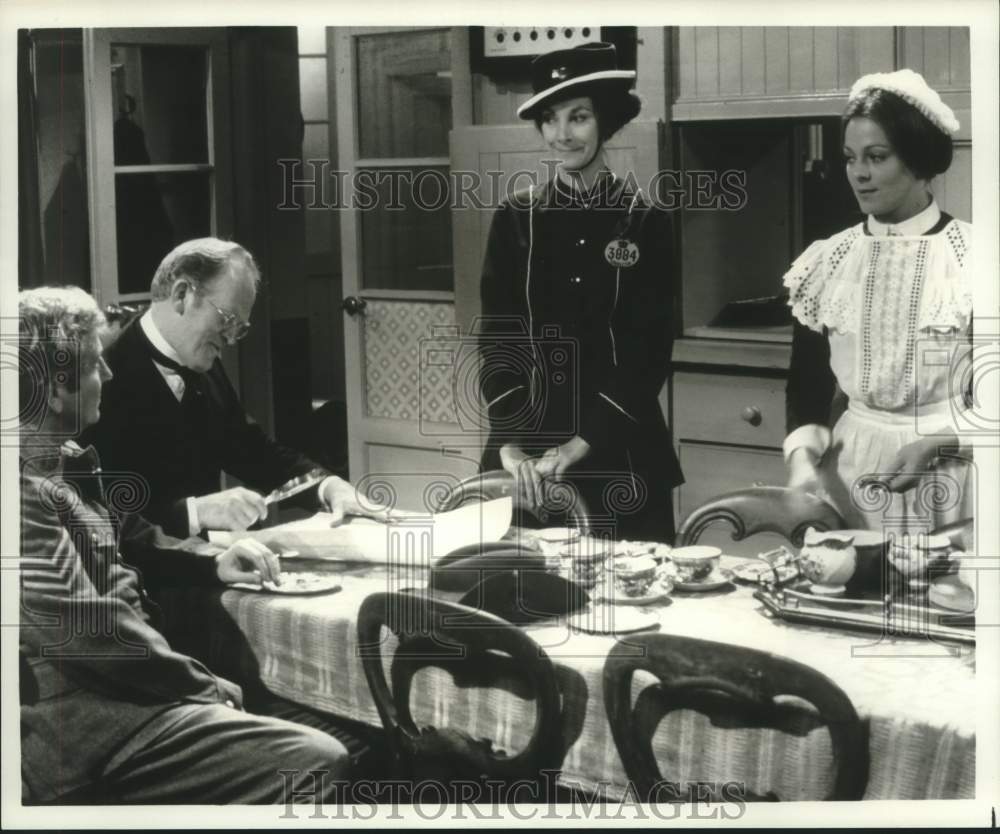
[
  {"left": 357, "top": 590, "right": 566, "bottom": 798},
  {"left": 436, "top": 469, "right": 592, "bottom": 531},
  {"left": 675, "top": 486, "right": 846, "bottom": 548},
  {"left": 603, "top": 633, "right": 868, "bottom": 802}
]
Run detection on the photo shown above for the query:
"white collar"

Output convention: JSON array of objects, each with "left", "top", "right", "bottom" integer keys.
[
  {"left": 140, "top": 309, "right": 183, "bottom": 365},
  {"left": 867, "top": 199, "right": 941, "bottom": 237}
]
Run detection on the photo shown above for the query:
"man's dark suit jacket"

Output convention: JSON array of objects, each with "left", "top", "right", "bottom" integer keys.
[{"left": 84, "top": 319, "right": 322, "bottom": 537}]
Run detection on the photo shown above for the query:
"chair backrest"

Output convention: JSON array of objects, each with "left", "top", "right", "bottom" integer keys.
[
  {"left": 602, "top": 632, "right": 868, "bottom": 802},
  {"left": 357, "top": 591, "right": 566, "bottom": 786},
  {"left": 675, "top": 486, "right": 846, "bottom": 548},
  {"left": 436, "top": 470, "right": 592, "bottom": 531}
]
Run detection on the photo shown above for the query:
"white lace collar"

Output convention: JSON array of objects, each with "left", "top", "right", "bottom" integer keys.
[{"left": 867, "top": 199, "right": 941, "bottom": 237}]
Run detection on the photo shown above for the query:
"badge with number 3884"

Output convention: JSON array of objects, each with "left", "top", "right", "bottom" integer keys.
[{"left": 604, "top": 238, "right": 640, "bottom": 268}]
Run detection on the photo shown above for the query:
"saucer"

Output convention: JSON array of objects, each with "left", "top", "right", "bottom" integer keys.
[
  {"left": 667, "top": 567, "right": 734, "bottom": 592},
  {"left": 592, "top": 577, "right": 673, "bottom": 606}
]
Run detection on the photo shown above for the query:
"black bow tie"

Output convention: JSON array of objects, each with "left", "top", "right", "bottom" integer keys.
[{"left": 137, "top": 325, "right": 200, "bottom": 386}]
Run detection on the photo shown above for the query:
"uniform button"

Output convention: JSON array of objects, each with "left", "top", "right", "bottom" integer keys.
[
  {"left": 576, "top": 238, "right": 586, "bottom": 246},
  {"left": 570, "top": 276, "right": 582, "bottom": 284}
]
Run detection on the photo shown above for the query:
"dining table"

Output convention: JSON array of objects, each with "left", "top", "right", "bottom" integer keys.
[{"left": 158, "top": 528, "right": 976, "bottom": 802}]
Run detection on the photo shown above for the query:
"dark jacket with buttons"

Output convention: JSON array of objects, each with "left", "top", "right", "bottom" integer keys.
[
  {"left": 18, "top": 441, "right": 239, "bottom": 802},
  {"left": 478, "top": 176, "right": 683, "bottom": 539}
]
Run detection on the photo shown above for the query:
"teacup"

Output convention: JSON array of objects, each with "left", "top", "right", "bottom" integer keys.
[
  {"left": 611, "top": 556, "right": 658, "bottom": 598},
  {"left": 564, "top": 537, "right": 614, "bottom": 589},
  {"left": 889, "top": 533, "right": 952, "bottom": 591},
  {"left": 669, "top": 546, "right": 721, "bottom": 583}
]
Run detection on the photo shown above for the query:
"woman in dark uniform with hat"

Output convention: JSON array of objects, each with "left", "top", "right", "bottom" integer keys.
[{"left": 478, "top": 43, "right": 683, "bottom": 542}]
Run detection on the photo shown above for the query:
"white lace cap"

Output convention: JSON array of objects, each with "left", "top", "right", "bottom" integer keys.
[{"left": 848, "top": 68, "right": 960, "bottom": 135}]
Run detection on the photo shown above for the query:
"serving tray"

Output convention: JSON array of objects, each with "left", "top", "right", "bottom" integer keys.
[{"left": 753, "top": 584, "right": 975, "bottom": 645}]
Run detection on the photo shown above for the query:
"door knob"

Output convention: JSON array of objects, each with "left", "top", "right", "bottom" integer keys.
[
  {"left": 341, "top": 296, "right": 367, "bottom": 316},
  {"left": 740, "top": 406, "right": 762, "bottom": 426}
]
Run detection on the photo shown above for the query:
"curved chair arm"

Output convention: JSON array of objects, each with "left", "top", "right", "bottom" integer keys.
[
  {"left": 675, "top": 486, "right": 846, "bottom": 548},
  {"left": 438, "top": 470, "right": 593, "bottom": 531}
]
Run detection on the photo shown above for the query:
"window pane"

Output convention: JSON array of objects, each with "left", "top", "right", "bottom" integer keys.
[
  {"left": 115, "top": 172, "right": 211, "bottom": 294},
  {"left": 110, "top": 44, "right": 209, "bottom": 165},
  {"left": 356, "top": 29, "right": 452, "bottom": 158},
  {"left": 358, "top": 167, "right": 453, "bottom": 291}
]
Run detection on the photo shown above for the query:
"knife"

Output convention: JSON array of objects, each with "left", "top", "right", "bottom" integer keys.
[{"left": 264, "top": 473, "right": 327, "bottom": 505}]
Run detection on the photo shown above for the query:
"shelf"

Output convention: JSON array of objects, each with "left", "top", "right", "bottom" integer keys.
[{"left": 673, "top": 335, "right": 791, "bottom": 372}]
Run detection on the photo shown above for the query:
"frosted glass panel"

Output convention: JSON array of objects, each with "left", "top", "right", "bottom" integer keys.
[
  {"left": 356, "top": 29, "right": 451, "bottom": 158},
  {"left": 358, "top": 166, "right": 453, "bottom": 291}
]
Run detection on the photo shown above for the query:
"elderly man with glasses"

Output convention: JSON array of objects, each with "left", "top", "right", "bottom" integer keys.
[{"left": 85, "top": 237, "right": 382, "bottom": 537}]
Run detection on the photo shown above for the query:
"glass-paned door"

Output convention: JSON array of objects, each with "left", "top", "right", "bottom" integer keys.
[{"left": 334, "top": 27, "right": 478, "bottom": 507}]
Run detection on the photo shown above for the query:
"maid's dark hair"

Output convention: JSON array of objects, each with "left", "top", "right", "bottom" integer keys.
[{"left": 843, "top": 88, "right": 953, "bottom": 179}]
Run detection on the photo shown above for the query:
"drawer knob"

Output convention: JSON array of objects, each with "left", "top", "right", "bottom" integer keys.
[{"left": 740, "top": 406, "right": 762, "bottom": 426}]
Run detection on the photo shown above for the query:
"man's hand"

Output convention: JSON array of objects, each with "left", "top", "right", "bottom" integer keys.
[
  {"left": 195, "top": 487, "right": 267, "bottom": 531},
  {"left": 215, "top": 538, "right": 281, "bottom": 587},
  {"left": 320, "top": 476, "right": 393, "bottom": 526},
  {"left": 534, "top": 436, "right": 591, "bottom": 481}
]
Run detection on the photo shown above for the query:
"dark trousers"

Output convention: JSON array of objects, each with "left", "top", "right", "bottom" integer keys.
[{"left": 48, "top": 703, "right": 349, "bottom": 805}]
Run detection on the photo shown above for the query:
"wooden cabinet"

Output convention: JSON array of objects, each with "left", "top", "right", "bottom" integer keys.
[{"left": 671, "top": 341, "right": 791, "bottom": 520}]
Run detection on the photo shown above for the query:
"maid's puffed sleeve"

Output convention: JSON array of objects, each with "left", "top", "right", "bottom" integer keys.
[{"left": 781, "top": 236, "right": 841, "bottom": 462}]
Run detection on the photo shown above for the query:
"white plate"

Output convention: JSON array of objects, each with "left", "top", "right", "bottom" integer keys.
[
  {"left": 567, "top": 607, "right": 661, "bottom": 634},
  {"left": 229, "top": 571, "right": 343, "bottom": 595},
  {"left": 534, "top": 527, "right": 583, "bottom": 543}
]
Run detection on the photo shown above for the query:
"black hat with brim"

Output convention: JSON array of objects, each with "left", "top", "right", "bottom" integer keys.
[{"left": 517, "top": 42, "right": 636, "bottom": 120}]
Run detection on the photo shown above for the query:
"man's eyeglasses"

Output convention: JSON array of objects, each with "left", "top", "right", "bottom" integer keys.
[{"left": 193, "top": 286, "right": 251, "bottom": 342}]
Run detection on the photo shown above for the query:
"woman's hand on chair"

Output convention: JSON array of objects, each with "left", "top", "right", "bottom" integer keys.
[
  {"left": 500, "top": 443, "right": 545, "bottom": 512},
  {"left": 535, "top": 436, "right": 592, "bottom": 481}
]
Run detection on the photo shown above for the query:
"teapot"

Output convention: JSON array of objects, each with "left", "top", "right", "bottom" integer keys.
[{"left": 798, "top": 528, "right": 857, "bottom": 597}]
